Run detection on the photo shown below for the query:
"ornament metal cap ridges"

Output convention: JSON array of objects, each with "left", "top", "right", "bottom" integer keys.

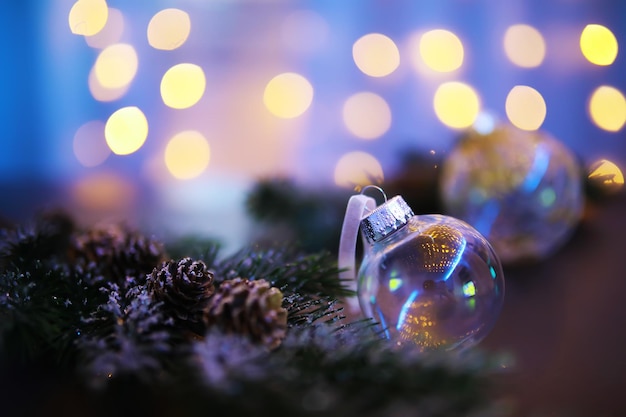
[{"left": 361, "top": 195, "right": 414, "bottom": 243}]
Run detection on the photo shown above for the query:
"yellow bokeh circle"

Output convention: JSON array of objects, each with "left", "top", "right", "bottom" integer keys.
[
  {"left": 505, "top": 85, "right": 547, "bottom": 131},
  {"left": 334, "top": 151, "right": 384, "bottom": 189},
  {"left": 68, "top": 0, "right": 109, "bottom": 36},
  {"left": 164, "top": 131, "right": 211, "bottom": 180},
  {"left": 342, "top": 92, "right": 392, "bottom": 139},
  {"left": 263, "top": 72, "right": 314, "bottom": 118},
  {"left": 94, "top": 43, "right": 138, "bottom": 89},
  {"left": 580, "top": 24, "right": 618, "bottom": 66},
  {"left": 104, "top": 106, "right": 149, "bottom": 155},
  {"left": 433, "top": 82, "right": 480, "bottom": 129},
  {"left": 352, "top": 33, "right": 400, "bottom": 77},
  {"left": 503, "top": 24, "right": 546, "bottom": 68},
  {"left": 588, "top": 85, "right": 626, "bottom": 132},
  {"left": 147, "top": 8, "right": 191, "bottom": 51},
  {"left": 419, "top": 29, "right": 464, "bottom": 73},
  {"left": 160, "top": 63, "right": 206, "bottom": 109}
]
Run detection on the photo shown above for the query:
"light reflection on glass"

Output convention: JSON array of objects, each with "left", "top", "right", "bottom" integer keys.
[
  {"left": 588, "top": 85, "right": 626, "bottom": 132},
  {"left": 433, "top": 81, "right": 480, "bottom": 129},
  {"left": 164, "top": 131, "right": 211, "bottom": 180},
  {"left": 588, "top": 159, "right": 624, "bottom": 193},
  {"left": 580, "top": 24, "right": 618, "bottom": 66},
  {"left": 503, "top": 24, "right": 546, "bottom": 68},
  {"left": 104, "top": 106, "right": 149, "bottom": 155},
  {"left": 68, "top": 0, "right": 109, "bottom": 36},
  {"left": 352, "top": 33, "right": 400, "bottom": 77},
  {"left": 342, "top": 92, "right": 391, "bottom": 139},
  {"left": 505, "top": 85, "right": 547, "bottom": 131},
  {"left": 334, "top": 151, "right": 384, "bottom": 189},
  {"left": 263, "top": 72, "right": 314, "bottom": 119},
  {"left": 73, "top": 120, "right": 111, "bottom": 167},
  {"left": 147, "top": 8, "right": 191, "bottom": 51},
  {"left": 160, "top": 63, "right": 206, "bottom": 109}
]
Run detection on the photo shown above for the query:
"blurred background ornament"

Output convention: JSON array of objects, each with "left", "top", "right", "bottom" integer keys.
[
  {"left": 347, "top": 192, "right": 504, "bottom": 352},
  {"left": 440, "top": 124, "right": 584, "bottom": 265}
]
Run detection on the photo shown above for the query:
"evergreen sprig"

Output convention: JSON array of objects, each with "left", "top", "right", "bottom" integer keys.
[{"left": 0, "top": 211, "right": 506, "bottom": 417}]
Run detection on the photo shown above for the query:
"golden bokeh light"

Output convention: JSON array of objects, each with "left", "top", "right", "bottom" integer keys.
[
  {"left": 104, "top": 106, "right": 149, "bottom": 155},
  {"left": 419, "top": 29, "right": 464, "bottom": 73},
  {"left": 433, "top": 82, "right": 480, "bottom": 129},
  {"left": 73, "top": 120, "right": 111, "bottom": 167},
  {"left": 164, "top": 131, "right": 211, "bottom": 180},
  {"left": 580, "top": 24, "right": 618, "bottom": 66},
  {"left": 94, "top": 43, "right": 138, "bottom": 89},
  {"left": 334, "top": 151, "right": 384, "bottom": 189},
  {"left": 147, "top": 8, "right": 191, "bottom": 51},
  {"left": 342, "top": 92, "right": 391, "bottom": 140},
  {"left": 503, "top": 24, "right": 546, "bottom": 68},
  {"left": 352, "top": 33, "right": 400, "bottom": 77},
  {"left": 505, "top": 85, "right": 547, "bottom": 131},
  {"left": 588, "top": 85, "right": 626, "bottom": 132},
  {"left": 73, "top": 172, "right": 135, "bottom": 212},
  {"left": 85, "top": 7, "right": 124, "bottom": 49},
  {"left": 160, "top": 63, "right": 206, "bottom": 109},
  {"left": 88, "top": 66, "right": 129, "bottom": 102},
  {"left": 68, "top": 0, "right": 109, "bottom": 36},
  {"left": 263, "top": 72, "right": 314, "bottom": 119},
  {"left": 588, "top": 159, "right": 624, "bottom": 194}
]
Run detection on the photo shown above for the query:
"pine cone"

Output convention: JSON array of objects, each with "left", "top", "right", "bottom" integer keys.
[
  {"left": 146, "top": 258, "right": 215, "bottom": 335},
  {"left": 68, "top": 223, "right": 166, "bottom": 287},
  {"left": 205, "top": 278, "right": 287, "bottom": 349}
]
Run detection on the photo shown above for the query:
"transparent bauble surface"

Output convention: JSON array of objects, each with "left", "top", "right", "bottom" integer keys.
[
  {"left": 440, "top": 125, "right": 584, "bottom": 264},
  {"left": 358, "top": 214, "right": 504, "bottom": 352}
]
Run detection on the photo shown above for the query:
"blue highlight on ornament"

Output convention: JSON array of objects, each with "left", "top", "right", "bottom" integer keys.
[
  {"left": 521, "top": 144, "right": 550, "bottom": 193},
  {"left": 396, "top": 289, "right": 419, "bottom": 331},
  {"left": 442, "top": 237, "right": 467, "bottom": 281},
  {"left": 489, "top": 265, "right": 497, "bottom": 279}
]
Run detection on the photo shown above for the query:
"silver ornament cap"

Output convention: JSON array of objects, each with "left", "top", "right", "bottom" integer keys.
[{"left": 361, "top": 195, "right": 414, "bottom": 243}]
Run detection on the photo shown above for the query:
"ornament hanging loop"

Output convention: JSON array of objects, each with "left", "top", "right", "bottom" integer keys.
[{"left": 360, "top": 185, "right": 387, "bottom": 209}]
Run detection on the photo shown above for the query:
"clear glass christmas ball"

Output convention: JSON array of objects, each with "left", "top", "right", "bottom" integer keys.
[
  {"left": 357, "top": 197, "right": 504, "bottom": 352},
  {"left": 440, "top": 125, "right": 584, "bottom": 264}
]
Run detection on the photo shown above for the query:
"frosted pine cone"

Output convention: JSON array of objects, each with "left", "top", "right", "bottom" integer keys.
[
  {"left": 68, "top": 223, "right": 166, "bottom": 287},
  {"left": 205, "top": 278, "right": 287, "bottom": 349},
  {"left": 146, "top": 258, "right": 215, "bottom": 335}
]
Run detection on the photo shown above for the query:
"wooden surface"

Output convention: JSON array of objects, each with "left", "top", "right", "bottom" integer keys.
[{"left": 482, "top": 192, "right": 626, "bottom": 416}]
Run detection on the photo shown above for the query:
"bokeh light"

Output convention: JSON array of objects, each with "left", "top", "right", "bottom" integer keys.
[
  {"left": 164, "top": 131, "right": 211, "bottom": 180},
  {"left": 580, "top": 24, "right": 618, "bottom": 66},
  {"left": 588, "top": 159, "right": 624, "bottom": 194},
  {"left": 352, "top": 33, "right": 400, "bottom": 77},
  {"left": 73, "top": 172, "right": 135, "bottom": 212},
  {"left": 263, "top": 72, "right": 314, "bottom": 119},
  {"left": 68, "top": 0, "right": 109, "bottom": 36},
  {"left": 104, "top": 106, "right": 149, "bottom": 155},
  {"left": 503, "top": 24, "right": 546, "bottom": 68},
  {"left": 334, "top": 151, "right": 384, "bottom": 189},
  {"left": 93, "top": 43, "right": 138, "bottom": 89},
  {"left": 588, "top": 85, "right": 626, "bottom": 132},
  {"left": 418, "top": 29, "right": 464, "bottom": 73},
  {"left": 342, "top": 92, "right": 392, "bottom": 139},
  {"left": 147, "top": 8, "right": 191, "bottom": 51},
  {"left": 73, "top": 120, "right": 111, "bottom": 167},
  {"left": 505, "top": 85, "right": 547, "bottom": 131},
  {"left": 433, "top": 82, "right": 480, "bottom": 129},
  {"left": 85, "top": 7, "right": 124, "bottom": 49},
  {"left": 88, "top": 66, "right": 129, "bottom": 101},
  {"left": 160, "top": 63, "right": 206, "bottom": 109}
]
